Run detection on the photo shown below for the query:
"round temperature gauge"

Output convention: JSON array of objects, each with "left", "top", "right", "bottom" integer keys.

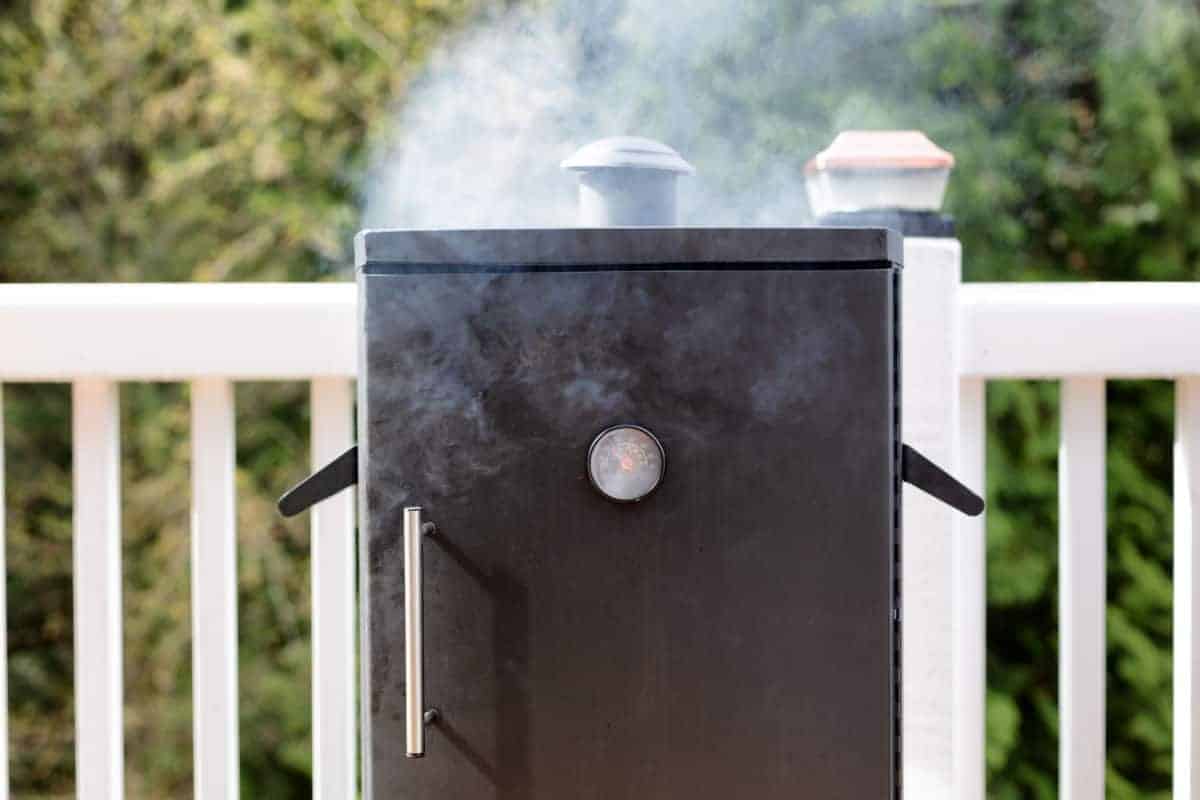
[{"left": 587, "top": 425, "right": 666, "bottom": 503}]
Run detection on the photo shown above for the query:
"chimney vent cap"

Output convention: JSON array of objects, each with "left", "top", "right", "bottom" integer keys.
[{"left": 562, "top": 136, "right": 695, "bottom": 175}]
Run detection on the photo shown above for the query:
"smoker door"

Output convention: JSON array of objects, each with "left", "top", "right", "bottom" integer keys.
[{"left": 361, "top": 267, "right": 898, "bottom": 800}]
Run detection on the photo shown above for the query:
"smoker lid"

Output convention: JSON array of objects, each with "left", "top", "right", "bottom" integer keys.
[
  {"left": 355, "top": 227, "right": 902, "bottom": 270},
  {"left": 561, "top": 137, "right": 696, "bottom": 175}
]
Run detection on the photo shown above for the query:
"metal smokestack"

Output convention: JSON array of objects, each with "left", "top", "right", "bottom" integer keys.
[{"left": 561, "top": 136, "right": 694, "bottom": 226}]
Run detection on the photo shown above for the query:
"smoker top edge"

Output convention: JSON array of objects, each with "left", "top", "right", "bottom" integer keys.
[{"left": 354, "top": 227, "right": 902, "bottom": 269}]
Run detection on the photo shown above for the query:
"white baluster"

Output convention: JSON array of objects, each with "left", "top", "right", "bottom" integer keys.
[
  {"left": 1059, "top": 377, "right": 1106, "bottom": 800},
  {"left": 310, "top": 379, "right": 356, "bottom": 799},
  {"left": 1175, "top": 378, "right": 1200, "bottom": 800},
  {"left": 955, "top": 377, "right": 986, "bottom": 800},
  {"left": 71, "top": 379, "right": 124, "bottom": 799},
  {"left": 0, "top": 385, "right": 10, "bottom": 799},
  {"left": 191, "top": 379, "right": 238, "bottom": 799}
]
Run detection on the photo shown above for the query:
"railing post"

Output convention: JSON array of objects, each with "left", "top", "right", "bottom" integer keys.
[
  {"left": 902, "top": 235, "right": 967, "bottom": 800},
  {"left": 807, "top": 129, "right": 979, "bottom": 800}
]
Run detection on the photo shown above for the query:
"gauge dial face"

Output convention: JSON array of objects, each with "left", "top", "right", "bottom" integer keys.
[{"left": 587, "top": 425, "right": 665, "bottom": 502}]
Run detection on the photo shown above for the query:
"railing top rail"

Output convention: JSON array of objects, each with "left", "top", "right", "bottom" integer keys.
[
  {"left": 962, "top": 281, "right": 1200, "bottom": 379},
  {"left": 0, "top": 283, "right": 357, "bottom": 381},
  {"left": 0, "top": 282, "right": 352, "bottom": 305},
  {"left": 3, "top": 280, "right": 1200, "bottom": 382},
  {"left": 962, "top": 280, "right": 1200, "bottom": 306}
]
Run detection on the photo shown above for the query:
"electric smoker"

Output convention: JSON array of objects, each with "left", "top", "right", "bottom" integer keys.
[{"left": 281, "top": 137, "right": 982, "bottom": 800}]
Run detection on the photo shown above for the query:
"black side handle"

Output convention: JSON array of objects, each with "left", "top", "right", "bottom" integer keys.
[
  {"left": 901, "top": 443, "right": 985, "bottom": 517},
  {"left": 278, "top": 445, "right": 359, "bottom": 517},
  {"left": 280, "top": 442, "right": 983, "bottom": 518}
]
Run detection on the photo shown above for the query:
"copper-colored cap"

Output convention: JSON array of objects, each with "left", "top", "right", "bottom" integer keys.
[{"left": 805, "top": 130, "right": 954, "bottom": 173}]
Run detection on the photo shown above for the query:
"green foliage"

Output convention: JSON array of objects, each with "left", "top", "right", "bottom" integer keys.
[
  {"left": 0, "top": 0, "right": 491, "bottom": 795},
  {"left": 2, "top": 0, "right": 1198, "bottom": 795}
]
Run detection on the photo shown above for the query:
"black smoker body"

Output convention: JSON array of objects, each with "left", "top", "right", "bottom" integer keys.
[{"left": 355, "top": 227, "right": 906, "bottom": 799}]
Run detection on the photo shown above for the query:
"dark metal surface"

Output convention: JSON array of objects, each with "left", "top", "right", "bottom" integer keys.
[
  {"left": 359, "top": 264, "right": 899, "bottom": 799},
  {"left": 819, "top": 209, "right": 956, "bottom": 238},
  {"left": 354, "top": 226, "right": 903, "bottom": 269}
]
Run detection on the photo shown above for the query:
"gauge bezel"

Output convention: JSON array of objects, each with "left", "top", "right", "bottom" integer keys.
[{"left": 586, "top": 424, "right": 666, "bottom": 503}]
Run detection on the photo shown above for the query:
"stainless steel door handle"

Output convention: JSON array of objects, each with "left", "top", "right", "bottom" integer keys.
[{"left": 404, "top": 506, "right": 438, "bottom": 757}]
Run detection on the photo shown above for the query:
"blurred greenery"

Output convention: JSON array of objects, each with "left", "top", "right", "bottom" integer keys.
[
  {"left": 0, "top": 0, "right": 493, "bottom": 795},
  {"left": 1, "top": 0, "right": 1197, "bottom": 796}
]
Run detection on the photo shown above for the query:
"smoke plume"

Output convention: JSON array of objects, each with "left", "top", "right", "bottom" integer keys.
[
  {"left": 361, "top": 0, "right": 1170, "bottom": 230},
  {"left": 361, "top": 0, "right": 939, "bottom": 229}
]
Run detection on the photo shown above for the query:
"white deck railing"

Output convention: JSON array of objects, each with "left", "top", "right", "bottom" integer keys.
[
  {"left": 0, "top": 284, "right": 357, "bottom": 799},
  {"left": 0, "top": 271, "right": 1197, "bottom": 798}
]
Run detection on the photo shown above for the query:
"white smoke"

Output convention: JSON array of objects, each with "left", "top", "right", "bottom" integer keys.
[
  {"left": 360, "top": 0, "right": 841, "bottom": 229},
  {"left": 364, "top": 12, "right": 582, "bottom": 229},
  {"left": 361, "top": 0, "right": 1177, "bottom": 231}
]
